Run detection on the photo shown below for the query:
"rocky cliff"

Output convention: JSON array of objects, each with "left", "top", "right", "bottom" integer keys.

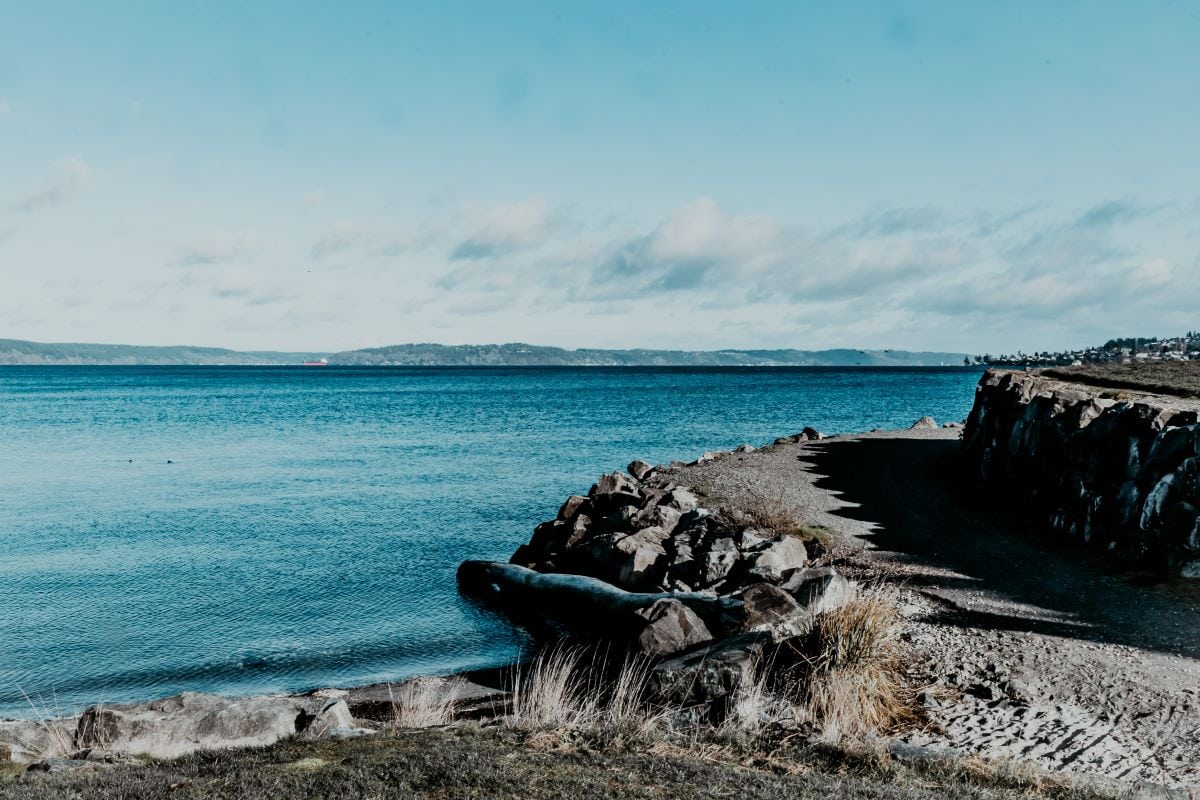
[{"left": 963, "top": 368, "right": 1200, "bottom": 577}]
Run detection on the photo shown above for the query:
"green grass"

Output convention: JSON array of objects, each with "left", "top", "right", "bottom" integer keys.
[{"left": 2, "top": 726, "right": 1118, "bottom": 800}]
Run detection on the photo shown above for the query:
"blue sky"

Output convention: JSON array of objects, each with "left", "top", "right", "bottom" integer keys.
[{"left": 1, "top": 1, "right": 1197, "bottom": 353}]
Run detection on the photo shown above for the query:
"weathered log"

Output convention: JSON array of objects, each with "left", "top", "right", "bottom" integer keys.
[{"left": 456, "top": 560, "right": 744, "bottom": 641}]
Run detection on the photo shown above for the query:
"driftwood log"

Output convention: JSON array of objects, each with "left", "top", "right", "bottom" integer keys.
[{"left": 456, "top": 560, "right": 744, "bottom": 641}]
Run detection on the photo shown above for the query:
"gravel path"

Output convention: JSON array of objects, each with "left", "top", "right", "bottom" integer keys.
[{"left": 664, "top": 429, "right": 1200, "bottom": 789}]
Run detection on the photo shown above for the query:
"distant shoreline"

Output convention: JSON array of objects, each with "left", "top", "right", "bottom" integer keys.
[{"left": 0, "top": 337, "right": 970, "bottom": 368}]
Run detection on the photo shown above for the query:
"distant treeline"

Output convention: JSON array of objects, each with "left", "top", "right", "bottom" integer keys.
[{"left": 0, "top": 338, "right": 970, "bottom": 367}]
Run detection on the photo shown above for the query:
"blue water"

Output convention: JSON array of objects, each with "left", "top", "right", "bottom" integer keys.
[{"left": 0, "top": 366, "right": 982, "bottom": 718}]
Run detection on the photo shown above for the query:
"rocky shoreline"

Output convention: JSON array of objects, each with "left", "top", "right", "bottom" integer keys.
[{"left": 6, "top": 373, "right": 1200, "bottom": 793}]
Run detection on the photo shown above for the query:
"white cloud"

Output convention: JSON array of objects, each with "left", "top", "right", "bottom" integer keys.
[
  {"left": 15, "top": 156, "right": 96, "bottom": 214},
  {"left": 172, "top": 232, "right": 264, "bottom": 267},
  {"left": 450, "top": 199, "right": 553, "bottom": 260},
  {"left": 310, "top": 220, "right": 369, "bottom": 261},
  {"left": 1131, "top": 258, "right": 1172, "bottom": 286}
]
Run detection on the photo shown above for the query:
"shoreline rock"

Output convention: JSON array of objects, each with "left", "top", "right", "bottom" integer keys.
[{"left": 964, "top": 368, "right": 1200, "bottom": 575}]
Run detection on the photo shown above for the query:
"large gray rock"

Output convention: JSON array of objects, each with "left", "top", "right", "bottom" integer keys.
[
  {"left": 635, "top": 599, "right": 712, "bottom": 657},
  {"left": 750, "top": 536, "right": 809, "bottom": 579},
  {"left": 780, "top": 566, "right": 855, "bottom": 615},
  {"left": 700, "top": 536, "right": 738, "bottom": 586},
  {"left": 296, "top": 698, "right": 372, "bottom": 741},
  {"left": 649, "top": 633, "right": 770, "bottom": 704},
  {"left": 911, "top": 415, "right": 938, "bottom": 430},
  {"left": 633, "top": 503, "right": 682, "bottom": 533},
  {"left": 615, "top": 528, "right": 668, "bottom": 589},
  {"left": 557, "top": 495, "right": 590, "bottom": 521},
  {"left": 74, "top": 692, "right": 313, "bottom": 760},
  {"left": 0, "top": 718, "right": 77, "bottom": 764},
  {"left": 739, "top": 584, "right": 808, "bottom": 639},
  {"left": 663, "top": 487, "right": 699, "bottom": 512}
]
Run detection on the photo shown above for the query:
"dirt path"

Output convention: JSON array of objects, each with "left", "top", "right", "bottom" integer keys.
[{"left": 668, "top": 429, "right": 1200, "bottom": 789}]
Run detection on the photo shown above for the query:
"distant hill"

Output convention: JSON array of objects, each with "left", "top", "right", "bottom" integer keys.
[
  {"left": 0, "top": 338, "right": 969, "bottom": 367},
  {"left": 0, "top": 339, "right": 327, "bottom": 366},
  {"left": 330, "top": 343, "right": 969, "bottom": 367}
]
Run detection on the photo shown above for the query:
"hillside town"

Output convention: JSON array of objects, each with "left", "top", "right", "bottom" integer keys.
[{"left": 977, "top": 332, "right": 1200, "bottom": 367}]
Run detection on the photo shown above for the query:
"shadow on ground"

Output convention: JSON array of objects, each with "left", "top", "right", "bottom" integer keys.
[{"left": 805, "top": 437, "right": 1200, "bottom": 660}]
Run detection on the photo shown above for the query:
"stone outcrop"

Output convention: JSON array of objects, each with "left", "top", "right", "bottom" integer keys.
[
  {"left": 963, "top": 368, "right": 1200, "bottom": 576},
  {"left": 461, "top": 464, "right": 856, "bottom": 704},
  {"left": 74, "top": 692, "right": 321, "bottom": 760}
]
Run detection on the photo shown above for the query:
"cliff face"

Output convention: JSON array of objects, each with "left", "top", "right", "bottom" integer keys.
[{"left": 963, "top": 368, "right": 1200, "bottom": 577}]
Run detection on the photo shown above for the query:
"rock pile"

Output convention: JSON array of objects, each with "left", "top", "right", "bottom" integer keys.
[
  {"left": 511, "top": 464, "right": 820, "bottom": 597},
  {"left": 463, "top": 460, "right": 854, "bottom": 706}
]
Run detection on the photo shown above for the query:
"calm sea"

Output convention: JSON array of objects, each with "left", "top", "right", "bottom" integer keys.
[{"left": 0, "top": 366, "right": 981, "bottom": 718}]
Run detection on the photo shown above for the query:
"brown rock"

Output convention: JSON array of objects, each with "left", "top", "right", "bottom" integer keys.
[
  {"left": 627, "top": 460, "right": 655, "bottom": 480},
  {"left": 634, "top": 599, "right": 712, "bottom": 657},
  {"left": 557, "top": 495, "right": 590, "bottom": 521}
]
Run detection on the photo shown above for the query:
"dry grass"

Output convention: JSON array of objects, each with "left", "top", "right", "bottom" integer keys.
[
  {"left": 782, "top": 584, "right": 921, "bottom": 740},
  {"left": 389, "top": 676, "right": 464, "bottom": 729},
  {"left": 17, "top": 689, "right": 76, "bottom": 761},
  {"left": 504, "top": 646, "right": 664, "bottom": 735},
  {"left": 506, "top": 646, "right": 599, "bottom": 729},
  {"left": 740, "top": 492, "right": 838, "bottom": 552},
  {"left": 718, "top": 664, "right": 791, "bottom": 734}
]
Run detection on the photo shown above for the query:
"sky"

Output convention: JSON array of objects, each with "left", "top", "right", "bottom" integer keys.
[{"left": 1, "top": 1, "right": 1198, "bottom": 354}]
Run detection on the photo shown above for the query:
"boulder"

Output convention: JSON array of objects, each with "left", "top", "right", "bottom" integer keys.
[
  {"left": 557, "top": 495, "right": 590, "bottom": 521},
  {"left": 297, "top": 699, "right": 365, "bottom": 741},
  {"left": 750, "top": 536, "right": 809, "bottom": 579},
  {"left": 627, "top": 460, "right": 654, "bottom": 481},
  {"left": 615, "top": 528, "right": 668, "bottom": 589},
  {"left": 592, "top": 471, "right": 639, "bottom": 496},
  {"left": 694, "top": 451, "right": 725, "bottom": 465},
  {"left": 739, "top": 584, "right": 809, "bottom": 639},
  {"left": 911, "top": 415, "right": 938, "bottom": 430},
  {"left": 74, "top": 692, "right": 314, "bottom": 760},
  {"left": 632, "top": 503, "right": 682, "bottom": 533},
  {"left": 649, "top": 633, "right": 770, "bottom": 704},
  {"left": 801, "top": 427, "right": 824, "bottom": 440},
  {"left": 634, "top": 599, "right": 713, "bottom": 657},
  {"left": 588, "top": 472, "right": 642, "bottom": 513},
  {"left": 780, "top": 567, "right": 855, "bottom": 615},
  {"left": 700, "top": 537, "right": 738, "bottom": 586},
  {"left": 733, "top": 444, "right": 756, "bottom": 454},
  {"left": 663, "top": 487, "right": 699, "bottom": 513},
  {"left": 0, "top": 719, "right": 76, "bottom": 764}
]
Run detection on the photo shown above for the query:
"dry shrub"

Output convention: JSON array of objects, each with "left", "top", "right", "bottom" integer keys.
[
  {"left": 389, "top": 676, "right": 464, "bottom": 729},
  {"left": 740, "top": 492, "right": 838, "bottom": 553},
  {"left": 790, "top": 585, "right": 920, "bottom": 739}
]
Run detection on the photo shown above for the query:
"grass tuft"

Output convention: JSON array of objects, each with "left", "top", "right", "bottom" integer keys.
[
  {"left": 781, "top": 584, "right": 921, "bottom": 739},
  {"left": 18, "top": 689, "right": 77, "bottom": 761},
  {"left": 389, "top": 676, "right": 464, "bottom": 729}
]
